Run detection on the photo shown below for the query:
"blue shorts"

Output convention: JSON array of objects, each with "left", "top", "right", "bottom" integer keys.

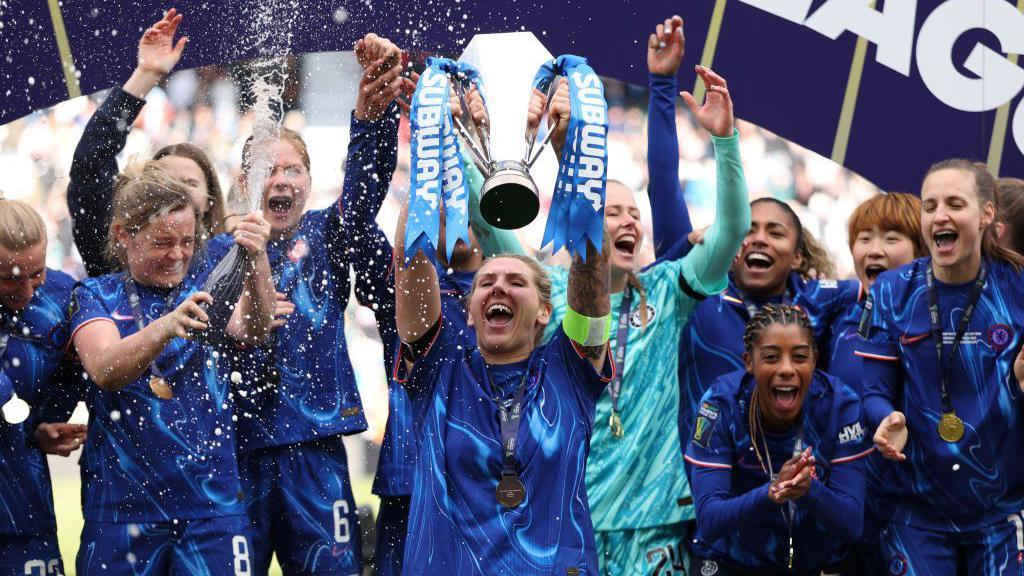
[
  {"left": 882, "top": 517, "right": 1024, "bottom": 576},
  {"left": 374, "top": 495, "right": 410, "bottom": 576},
  {"left": 76, "top": 515, "right": 250, "bottom": 576},
  {"left": 239, "top": 437, "right": 361, "bottom": 575},
  {"left": 0, "top": 533, "right": 64, "bottom": 575}
]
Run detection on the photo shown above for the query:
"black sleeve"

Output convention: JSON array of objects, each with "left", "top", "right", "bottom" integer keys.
[{"left": 68, "top": 87, "right": 146, "bottom": 277}]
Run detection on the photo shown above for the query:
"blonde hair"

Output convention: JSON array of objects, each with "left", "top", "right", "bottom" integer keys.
[
  {"left": 106, "top": 161, "right": 203, "bottom": 269},
  {"left": 0, "top": 198, "right": 46, "bottom": 251}
]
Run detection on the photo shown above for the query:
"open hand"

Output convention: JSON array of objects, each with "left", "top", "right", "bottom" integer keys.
[
  {"left": 137, "top": 8, "right": 188, "bottom": 78},
  {"left": 680, "top": 65, "right": 734, "bottom": 138},
  {"left": 874, "top": 411, "right": 908, "bottom": 461}
]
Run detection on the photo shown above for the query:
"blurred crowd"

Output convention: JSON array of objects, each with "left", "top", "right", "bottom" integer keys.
[{"left": 0, "top": 53, "right": 880, "bottom": 465}]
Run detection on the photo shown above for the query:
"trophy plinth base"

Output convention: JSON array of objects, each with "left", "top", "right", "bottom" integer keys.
[{"left": 480, "top": 161, "right": 540, "bottom": 230}]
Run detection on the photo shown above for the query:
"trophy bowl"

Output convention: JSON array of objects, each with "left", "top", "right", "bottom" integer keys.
[{"left": 479, "top": 160, "right": 540, "bottom": 230}]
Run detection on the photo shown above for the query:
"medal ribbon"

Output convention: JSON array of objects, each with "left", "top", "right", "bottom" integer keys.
[
  {"left": 533, "top": 55, "right": 608, "bottom": 261},
  {"left": 406, "top": 57, "right": 471, "bottom": 263},
  {"left": 751, "top": 389, "right": 805, "bottom": 571},
  {"left": 924, "top": 262, "right": 986, "bottom": 414},
  {"left": 608, "top": 288, "right": 634, "bottom": 418},
  {"left": 124, "top": 277, "right": 179, "bottom": 383},
  {"left": 478, "top": 355, "right": 537, "bottom": 480}
]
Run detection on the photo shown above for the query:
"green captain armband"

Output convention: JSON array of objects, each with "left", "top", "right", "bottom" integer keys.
[{"left": 562, "top": 307, "right": 612, "bottom": 347}]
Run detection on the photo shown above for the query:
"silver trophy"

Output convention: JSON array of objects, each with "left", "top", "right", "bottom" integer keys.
[{"left": 455, "top": 33, "right": 560, "bottom": 230}]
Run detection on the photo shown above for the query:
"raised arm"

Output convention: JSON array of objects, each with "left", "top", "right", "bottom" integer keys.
[
  {"left": 343, "top": 47, "right": 400, "bottom": 312},
  {"left": 567, "top": 233, "right": 611, "bottom": 371},
  {"left": 677, "top": 67, "right": 750, "bottom": 294},
  {"left": 68, "top": 9, "right": 188, "bottom": 277},
  {"left": 647, "top": 15, "right": 693, "bottom": 257},
  {"left": 394, "top": 199, "right": 441, "bottom": 346}
]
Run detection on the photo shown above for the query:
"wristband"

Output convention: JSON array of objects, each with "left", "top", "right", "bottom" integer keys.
[{"left": 562, "top": 307, "right": 612, "bottom": 347}]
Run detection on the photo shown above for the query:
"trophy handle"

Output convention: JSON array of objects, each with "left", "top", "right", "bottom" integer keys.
[
  {"left": 523, "top": 78, "right": 560, "bottom": 165},
  {"left": 454, "top": 80, "right": 494, "bottom": 165},
  {"left": 452, "top": 115, "right": 491, "bottom": 173}
]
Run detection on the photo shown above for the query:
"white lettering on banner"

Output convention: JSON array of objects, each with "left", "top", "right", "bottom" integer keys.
[
  {"left": 566, "top": 71, "right": 608, "bottom": 213},
  {"left": 413, "top": 68, "right": 447, "bottom": 212},
  {"left": 738, "top": 0, "right": 815, "bottom": 24},
  {"left": 918, "top": 0, "right": 1024, "bottom": 112},
  {"left": 737, "top": 0, "right": 1024, "bottom": 156},
  {"left": 805, "top": 0, "right": 916, "bottom": 75},
  {"left": 442, "top": 130, "right": 467, "bottom": 214}
]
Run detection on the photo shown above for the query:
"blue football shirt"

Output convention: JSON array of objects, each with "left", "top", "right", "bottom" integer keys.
[
  {"left": 678, "top": 273, "right": 856, "bottom": 452},
  {"left": 685, "top": 370, "right": 870, "bottom": 572},
  {"left": 219, "top": 208, "right": 368, "bottom": 451},
  {"left": 395, "top": 319, "right": 612, "bottom": 574},
  {"left": 857, "top": 257, "right": 1024, "bottom": 532},
  {"left": 0, "top": 270, "right": 80, "bottom": 535},
  {"left": 69, "top": 266, "right": 244, "bottom": 523}
]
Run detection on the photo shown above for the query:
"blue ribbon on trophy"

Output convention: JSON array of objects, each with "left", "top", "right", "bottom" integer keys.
[
  {"left": 532, "top": 55, "right": 608, "bottom": 260},
  {"left": 406, "top": 57, "right": 473, "bottom": 263}
]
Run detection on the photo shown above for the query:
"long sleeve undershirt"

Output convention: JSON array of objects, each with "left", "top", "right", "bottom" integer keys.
[
  {"left": 678, "top": 131, "right": 750, "bottom": 294},
  {"left": 647, "top": 72, "right": 693, "bottom": 259}
]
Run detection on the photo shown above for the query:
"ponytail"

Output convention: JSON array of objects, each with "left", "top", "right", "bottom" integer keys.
[{"left": 626, "top": 271, "right": 648, "bottom": 329}]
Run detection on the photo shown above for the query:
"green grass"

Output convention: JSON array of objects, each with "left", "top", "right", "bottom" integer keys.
[{"left": 52, "top": 466, "right": 378, "bottom": 576}]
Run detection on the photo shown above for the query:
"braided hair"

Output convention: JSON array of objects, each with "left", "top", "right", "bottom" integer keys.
[
  {"left": 744, "top": 304, "right": 816, "bottom": 477},
  {"left": 743, "top": 304, "right": 814, "bottom": 354}
]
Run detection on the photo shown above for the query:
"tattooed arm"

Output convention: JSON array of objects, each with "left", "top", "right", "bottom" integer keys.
[{"left": 567, "top": 229, "right": 612, "bottom": 371}]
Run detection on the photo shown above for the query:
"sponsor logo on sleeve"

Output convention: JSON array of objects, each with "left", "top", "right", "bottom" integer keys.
[{"left": 693, "top": 402, "right": 720, "bottom": 449}]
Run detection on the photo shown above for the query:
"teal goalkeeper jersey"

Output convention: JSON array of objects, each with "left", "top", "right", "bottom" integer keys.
[{"left": 546, "top": 258, "right": 714, "bottom": 530}]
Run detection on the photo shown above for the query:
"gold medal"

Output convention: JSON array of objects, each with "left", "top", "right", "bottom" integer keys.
[
  {"left": 496, "top": 475, "right": 526, "bottom": 508},
  {"left": 149, "top": 376, "right": 174, "bottom": 400},
  {"left": 609, "top": 410, "right": 624, "bottom": 439},
  {"left": 938, "top": 411, "right": 964, "bottom": 443}
]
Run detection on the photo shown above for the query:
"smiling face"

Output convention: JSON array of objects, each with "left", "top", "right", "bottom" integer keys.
[
  {"left": 921, "top": 168, "right": 994, "bottom": 282},
  {"left": 734, "top": 200, "right": 803, "bottom": 297},
  {"left": 117, "top": 208, "right": 196, "bottom": 288},
  {"left": 851, "top": 227, "right": 918, "bottom": 290},
  {"left": 605, "top": 183, "right": 644, "bottom": 275},
  {"left": 158, "top": 155, "right": 211, "bottom": 217},
  {"left": 259, "top": 139, "right": 311, "bottom": 238},
  {"left": 744, "top": 322, "right": 816, "bottom": 429},
  {"left": 467, "top": 257, "right": 552, "bottom": 362},
  {"left": 0, "top": 240, "right": 46, "bottom": 311}
]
